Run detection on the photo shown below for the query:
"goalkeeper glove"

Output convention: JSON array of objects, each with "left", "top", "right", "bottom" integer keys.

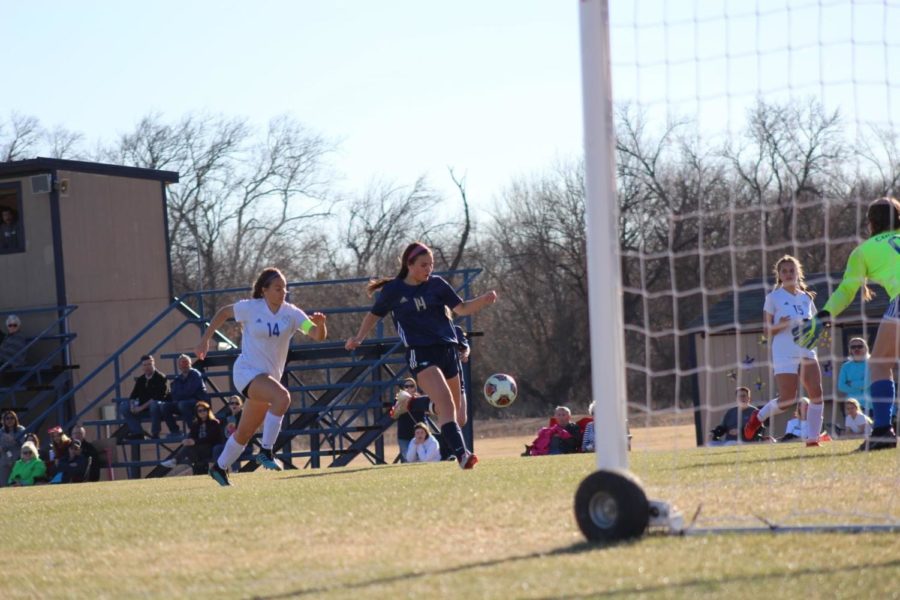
[{"left": 792, "top": 311, "right": 830, "bottom": 349}]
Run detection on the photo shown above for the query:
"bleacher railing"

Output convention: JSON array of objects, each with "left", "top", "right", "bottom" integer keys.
[{"left": 21, "top": 269, "right": 482, "bottom": 473}]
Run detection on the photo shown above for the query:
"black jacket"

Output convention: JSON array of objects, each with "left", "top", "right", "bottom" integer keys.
[
  {"left": 60, "top": 453, "right": 92, "bottom": 483},
  {"left": 129, "top": 371, "right": 168, "bottom": 403}
]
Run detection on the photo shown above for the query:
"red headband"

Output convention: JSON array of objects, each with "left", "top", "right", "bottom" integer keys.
[{"left": 407, "top": 244, "right": 429, "bottom": 263}]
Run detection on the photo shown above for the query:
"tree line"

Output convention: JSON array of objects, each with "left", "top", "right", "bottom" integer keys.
[{"left": 1, "top": 100, "right": 897, "bottom": 418}]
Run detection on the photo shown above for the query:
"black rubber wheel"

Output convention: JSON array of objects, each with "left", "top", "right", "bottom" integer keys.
[{"left": 574, "top": 469, "right": 649, "bottom": 543}]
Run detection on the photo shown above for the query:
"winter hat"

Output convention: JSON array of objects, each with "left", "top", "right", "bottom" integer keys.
[{"left": 20, "top": 440, "right": 38, "bottom": 458}]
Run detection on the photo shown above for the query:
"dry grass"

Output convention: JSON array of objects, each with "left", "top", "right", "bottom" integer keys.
[{"left": 1, "top": 429, "right": 898, "bottom": 599}]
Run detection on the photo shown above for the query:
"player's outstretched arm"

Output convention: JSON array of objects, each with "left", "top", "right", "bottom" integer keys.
[
  {"left": 452, "top": 291, "right": 498, "bottom": 316},
  {"left": 345, "top": 312, "right": 380, "bottom": 350},
  {"left": 196, "top": 305, "right": 235, "bottom": 360},
  {"left": 792, "top": 310, "right": 831, "bottom": 350}
]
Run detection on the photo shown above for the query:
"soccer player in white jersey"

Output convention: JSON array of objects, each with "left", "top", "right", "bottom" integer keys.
[
  {"left": 196, "top": 267, "right": 327, "bottom": 486},
  {"left": 744, "top": 256, "right": 826, "bottom": 447}
]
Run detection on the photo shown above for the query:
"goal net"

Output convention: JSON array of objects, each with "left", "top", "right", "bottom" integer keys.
[{"left": 596, "top": 0, "right": 900, "bottom": 532}]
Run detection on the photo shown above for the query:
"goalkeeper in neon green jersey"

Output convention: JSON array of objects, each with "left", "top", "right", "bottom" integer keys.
[{"left": 794, "top": 197, "right": 900, "bottom": 451}]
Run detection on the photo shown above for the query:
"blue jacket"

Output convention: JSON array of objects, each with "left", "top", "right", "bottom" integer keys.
[
  {"left": 169, "top": 368, "right": 208, "bottom": 404},
  {"left": 837, "top": 360, "right": 870, "bottom": 412}
]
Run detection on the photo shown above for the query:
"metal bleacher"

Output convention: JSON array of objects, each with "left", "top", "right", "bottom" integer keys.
[
  {"left": 0, "top": 306, "right": 79, "bottom": 431},
  {"left": 19, "top": 269, "right": 481, "bottom": 479}
]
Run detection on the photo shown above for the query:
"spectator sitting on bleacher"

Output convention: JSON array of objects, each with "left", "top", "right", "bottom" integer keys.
[
  {"left": 22, "top": 432, "right": 41, "bottom": 459},
  {"left": 58, "top": 439, "right": 92, "bottom": 484},
  {"left": 70, "top": 425, "right": 101, "bottom": 482},
  {"left": 160, "top": 401, "right": 225, "bottom": 474},
  {"left": 0, "top": 314, "right": 26, "bottom": 368},
  {"left": 7, "top": 440, "right": 46, "bottom": 486},
  {"left": 46, "top": 425, "right": 72, "bottom": 481},
  {"left": 0, "top": 410, "right": 26, "bottom": 487},
  {"left": 119, "top": 354, "right": 168, "bottom": 440},
  {"left": 164, "top": 354, "right": 209, "bottom": 435},
  {"left": 212, "top": 395, "right": 252, "bottom": 472}
]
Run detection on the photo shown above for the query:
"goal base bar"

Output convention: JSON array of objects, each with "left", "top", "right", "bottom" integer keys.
[{"left": 675, "top": 524, "right": 900, "bottom": 536}]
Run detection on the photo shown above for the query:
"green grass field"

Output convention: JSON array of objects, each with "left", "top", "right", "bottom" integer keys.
[{"left": 1, "top": 439, "right": 898, "bottom": 599}]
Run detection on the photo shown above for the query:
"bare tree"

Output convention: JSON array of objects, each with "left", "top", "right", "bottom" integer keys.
[
  {"left": 445, "top": 168, "right": 471, "bottom": 271},
  {"left": 478, "top": 161, "right": 590, "bottom": 413},
  {"left": 105, "top": 111, "right": 334, "bottom": 304},
  {"left": 46, "top": 125, "right": 85, "bottom": 159},
  {"left": 341, "top": 176, "right": 444, "bottom": 277},
  {"left": 0, "top": 112, "right": 42, "bottom": 161}
]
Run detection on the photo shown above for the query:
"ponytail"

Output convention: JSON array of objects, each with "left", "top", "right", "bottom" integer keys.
[{"left": 365, "top": 242, "right": 432, "bottom": 297}]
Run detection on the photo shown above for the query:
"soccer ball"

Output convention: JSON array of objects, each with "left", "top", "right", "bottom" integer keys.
[{"left": 483, "top": 373, "right": 517, "bottom": 408}]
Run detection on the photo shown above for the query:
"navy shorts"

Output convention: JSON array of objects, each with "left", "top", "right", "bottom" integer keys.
[{"left": 407, "top": 344, "right": 460, "bottom": 379}]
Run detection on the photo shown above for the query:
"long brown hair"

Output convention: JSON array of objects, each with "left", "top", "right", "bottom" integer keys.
[
  {"left": 194, "top": 400, "right": 219, "bottom": 424},
  {"left": 773, "top": 255, "right": 815, "bottom": 299},
  {"left": 366, "top": 242, "right": 432, "bottom": 296},
  {"left": 252, "top": 267, "right": 285, "bottom": 299},
  {"left": 1, "top": 410, "right": 20, "bottom": 432}
]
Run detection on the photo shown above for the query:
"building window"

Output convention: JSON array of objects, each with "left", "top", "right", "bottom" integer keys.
[{"left": 0, "top": 183, "right": 24, "bottom": 254}]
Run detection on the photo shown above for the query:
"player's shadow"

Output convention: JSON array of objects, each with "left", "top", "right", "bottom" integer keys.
[
  {"left": 525, "top": 557, "right": 900, "bottom": 599},
  {"left": 250, "top": 544, "right": 900, "bottom": 599},
  {"left": 277, "top": 461, "right": 415, "bottom": 481},
  {"left": 248, "top": 541, "right": 612, "bottom": 600}
]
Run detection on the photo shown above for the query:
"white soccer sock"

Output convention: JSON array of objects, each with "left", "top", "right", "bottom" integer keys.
[
  {"left": 217, "top": 436, "right": 246, "bottom": 470},
  {"left": 806, "top": 403, "right": 824, "bottom": 442},
  {"left": 757, "top": 398, "right": 785, "bottom": 422},
  {"left": 261, "top": 411, "right": 284, "bottom": 449}
]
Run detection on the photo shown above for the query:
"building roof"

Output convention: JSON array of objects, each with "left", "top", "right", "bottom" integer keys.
[
  {"left": 0, "top": 157, "right": 179, "bottom": 183},
  {"left": 689, "top": 272, "right": 890, "bottom": 334}
]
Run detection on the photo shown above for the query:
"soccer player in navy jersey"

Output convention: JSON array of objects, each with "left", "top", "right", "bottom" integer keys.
[{"left": 345, "top": 242, "right": 497, "bottom": 469}]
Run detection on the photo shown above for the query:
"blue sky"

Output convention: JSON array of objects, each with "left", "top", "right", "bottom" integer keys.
[
  {"left": 5, "top": 1, "right": 899, "bottom": 215},
  {"left": 4, "top": 1, "right": 583, "bottom": 214}
]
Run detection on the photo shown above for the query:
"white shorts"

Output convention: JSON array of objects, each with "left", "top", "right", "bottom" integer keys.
[
  {"left": 772, "top": 349, "right": 817, "bottom": 375},
  {"left": 233, "top": 364, "right": 269, "bottom": 396}
]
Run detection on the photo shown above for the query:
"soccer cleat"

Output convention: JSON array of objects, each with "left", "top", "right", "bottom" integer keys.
[
  {"left": 208, "top": 463, "right": 231, "bottom": 486},
  {"left": 743, "top": 410, "right": 762, "bottom": 442},
  {"left": 255, "top": 449, "right": 283, "bottom": 471},
  {"left": 856, "top": 426, "right": 897, "bottom": 452},
  {"left": 390, "top": 391, "right": 412, "bottom": 419},
  {"left": 805, "top": 441, "right": 820, "bottom": 447},
  {"left": 458, "top": 451, "right": 478, "bottom": 470}
]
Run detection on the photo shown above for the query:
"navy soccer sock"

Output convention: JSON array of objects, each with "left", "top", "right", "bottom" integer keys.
[
  {"left": 440, "top": 421, "right": 467, "bottom": 460},
  {"left": 869, "top": 379, "right": 896, "bottom": 429}
]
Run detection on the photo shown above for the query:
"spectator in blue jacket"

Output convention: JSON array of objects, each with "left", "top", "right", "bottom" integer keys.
[
  {"left": 163, "top": 354, "right": 209, "bottom": 433},
  {"left": 837, "top": 337, "right": 871, "bottom": 416}
]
